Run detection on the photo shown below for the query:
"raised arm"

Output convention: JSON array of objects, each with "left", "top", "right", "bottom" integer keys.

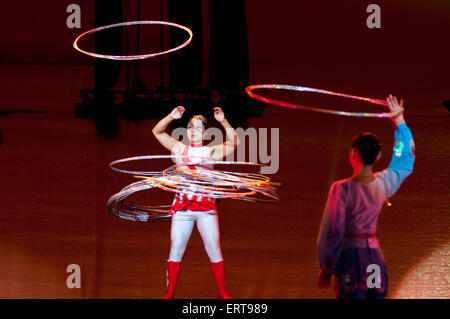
[
  {"left": 152, "top": 106, "right": 185, "bottom": 153},
  {"left": 377, "top": 95, "right": 415, "bottom": 197},
  {"left": 210, "top": 107, "right": 240, "bottom": 160}
]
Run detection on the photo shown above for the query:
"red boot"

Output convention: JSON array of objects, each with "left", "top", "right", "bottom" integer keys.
[
  {"left": 210, "top": 260, "right": 231, "bottom": 299},
  {"left": 161, "top": 261, "right": 181, "bottom": 299}
]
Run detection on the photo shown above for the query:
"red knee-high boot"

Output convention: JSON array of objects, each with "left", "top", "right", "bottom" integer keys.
[
  {"left": 210, "top": 260, "right": 231, "bottom": 299},
  {"left": 161, "top": 261, "right": 181, "bottom": 299}
]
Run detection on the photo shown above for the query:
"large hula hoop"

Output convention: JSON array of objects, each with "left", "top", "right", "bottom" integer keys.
[
  {"left": 245, "top": 84, "right": 403, "bottom": 118},
  {"left": 109, "top": 155, "right": 268, "bottom": 176},
  {"left": 73, "top": 21, "right": 193, "bottom": 61}
]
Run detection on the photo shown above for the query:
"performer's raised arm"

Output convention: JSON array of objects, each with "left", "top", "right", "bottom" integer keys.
[
  {"left": 152, "top": 106, "right": 185, "bottom": 154},
  {"left": 376, "top": 95, "right": 415, "bottom": 198},
  {"left": 210, "top": 107, "right": 240, "bottom": 160}
]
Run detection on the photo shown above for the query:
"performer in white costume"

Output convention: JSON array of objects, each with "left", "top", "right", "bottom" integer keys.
[
  {"left": 152, "top": 105, "right": 239, "bottom": 299},
  {"left": 317, "top": 95, "right": 415, "bottom": 299}
]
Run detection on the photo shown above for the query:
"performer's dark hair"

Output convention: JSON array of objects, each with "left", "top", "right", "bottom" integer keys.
[
  {"left": 352, "top": 132, "right": 382, "bottom": 165},
  {"left": 188, "top": 115, "right": 208, "bottom": 129}
]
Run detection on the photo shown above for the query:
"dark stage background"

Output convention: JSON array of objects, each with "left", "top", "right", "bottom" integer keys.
[{"left": 0, "top": 0, "right": 449, "bottom": 298}]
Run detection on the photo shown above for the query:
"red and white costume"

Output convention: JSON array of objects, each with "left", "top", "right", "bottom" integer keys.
[
  {"left": 168, "top": 144, "right": 223, "bottom": 263},
  {"left": 160, "top": 117, "right": 231, "bottom": 299}
]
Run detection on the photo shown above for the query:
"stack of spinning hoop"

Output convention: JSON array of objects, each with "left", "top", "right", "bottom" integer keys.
[{"left": 107, "top": 155, "right": 280, "bottom": 222}]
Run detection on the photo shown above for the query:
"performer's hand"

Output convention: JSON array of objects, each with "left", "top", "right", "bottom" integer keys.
[
  {"left": 317, "top": 269, "right": 332, "bottom": 289},
  {"left": 387, "top": 95, "right": 406, "bottom": 126},
  {"left": 170, "top": 106, "right": 185, "bottom": 120},
  {"left": 214, "top": 107, "right": 225, "bottom": 123}
]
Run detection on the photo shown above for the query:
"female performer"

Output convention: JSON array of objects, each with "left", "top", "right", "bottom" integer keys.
[
  {"left": 152, "top": 105, "right": 239, "bottom": 299},
  {"left": 317, "top": 95, "right": 415, "bottom": 298}
]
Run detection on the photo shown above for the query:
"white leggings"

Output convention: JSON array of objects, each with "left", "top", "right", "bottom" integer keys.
[{"left": 168, "top": 210, "right": 223, "bottom": 263}]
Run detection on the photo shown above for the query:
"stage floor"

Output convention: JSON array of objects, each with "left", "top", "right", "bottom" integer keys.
[{"left": 0, "top": 63, "right": 448, "bottom": 298}]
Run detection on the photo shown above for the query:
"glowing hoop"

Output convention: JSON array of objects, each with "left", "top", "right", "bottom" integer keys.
[
  {"left": 73, "top": 21, "right": 193, "bottom": 61},
  {"left": 245, "top": 84, "right": 403, "bottom": 118}
]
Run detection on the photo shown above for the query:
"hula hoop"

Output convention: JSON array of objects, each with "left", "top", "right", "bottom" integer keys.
[
  {"left": 109, "top": 155, "right": 267, "bottom": 176},
  {"left": 245, "top": 84, "right": 403, "bottom": 118},
  {"left": 110, "top": 155, "right": 190, "bottom": 176},
  {"left": 73, "top": 21, "right": 193, "bottom": 61},
  {"left": 107, "top": 180, "right": 172, "bottom": 221}
]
